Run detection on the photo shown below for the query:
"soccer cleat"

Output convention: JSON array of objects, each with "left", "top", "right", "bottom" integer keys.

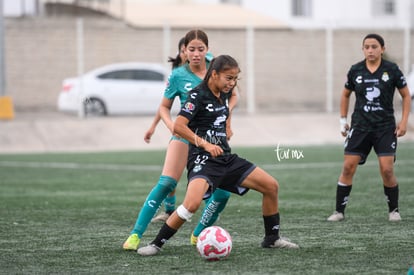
[
  {"left": 389, "top": 210, "right": 401, "bottom": 222},
  {"left": 137, "top": 244, "right": 161, "bottom": 256},
  {"left": 327, "top": 211, "right": 345, "bottom": 222},
  {"left": 122, "top": 234, "right": 140, "bottom": 251},
  {"left": 190, "top": 233, "right": 198, "bottom": 246},
  {"left": 151, "top": 212, "right": 170, "bottom": 223},
  {"left": 262, "top": 236, "right": 299, "bottom": 249}
]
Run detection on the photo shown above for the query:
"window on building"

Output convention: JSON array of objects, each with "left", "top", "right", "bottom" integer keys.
[
  {"left": 373, "top": 0, "right": 396, "bottom": 16},
  {"left": 292, "top": 0, "right": 312, "bottom": 17}
]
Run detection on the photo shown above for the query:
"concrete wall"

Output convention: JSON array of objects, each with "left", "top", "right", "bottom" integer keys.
[{"left": 4, "top": 16, "right": 413, "bottom": 113}]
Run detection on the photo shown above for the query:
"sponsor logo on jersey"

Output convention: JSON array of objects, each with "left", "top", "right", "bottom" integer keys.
[
  {"left": 184, "top": 82, "right": 192, "bottom": 91},
  {"left": 205, "top": 104, "right": 214, "bottom": 112},
  {"left": 363, "top": 86, "right": 383, "bottom": 112}
]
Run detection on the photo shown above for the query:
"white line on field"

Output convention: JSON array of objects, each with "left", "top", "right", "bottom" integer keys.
[
  {"left": 0, "top": 161, "right": 161, "bottom": 171},
  {"left": 0, "top": 159, "right": 413, "bottom": 171}
]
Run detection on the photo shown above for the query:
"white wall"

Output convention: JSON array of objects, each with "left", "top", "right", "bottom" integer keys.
[
  {"left": 3, "top": 0, "right": 37, "bottom": 17},
  {"left": 3, "top": 0, "right": 414, "bottom": 29},
  {"left": 242, "top": 0, "right": 414, "bottom": 29}
]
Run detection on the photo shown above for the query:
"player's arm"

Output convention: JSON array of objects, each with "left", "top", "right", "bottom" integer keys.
[
  {"left": 144, "top": 111, "right": 161, "bottom": 143},
  {"left": 174, "top": 115, "right": 223, "bottom": 157},
  {"left": 395, "top": 85, "right": 411, "bottom": 137},
  {"left": 226, "top": 88, "right": 238, "bottom": 140},
  {"left": 159, "top": 97, "right": 175, "bottom": 134},
  {"left": 339, "top": 88, "right": 352, "bottom": 137}
]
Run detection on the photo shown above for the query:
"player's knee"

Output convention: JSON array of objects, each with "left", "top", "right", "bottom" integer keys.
[
  {"left": 264, "top": 178, "right": 279, "bottom": 196},
  {"left": 158, "top": 175, "right": 178, "bottom": 193},
  {"left": 342, "top": 163, "right": 357, "bottom": 177},
  {"left": 380, "top": 167, "right": 394, "bottom": 181},
  {"left": 212, "top": 189, "right": 231, "bottom": 202},
  {"left": 176, "top": 204, "right": 194, "bottom": 221}
]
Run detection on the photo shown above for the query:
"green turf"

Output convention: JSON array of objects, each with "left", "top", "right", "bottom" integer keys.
[{"left": 0, "top": 142, "right": 413, "bottom": 274}]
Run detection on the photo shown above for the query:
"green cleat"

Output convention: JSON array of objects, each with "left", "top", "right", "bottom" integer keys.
[
  {"left": 190, "top": 233, "right": 198, "bottom": 246},
  {"left": 123, "top": 234, "right": 140, "bottom": 251}
]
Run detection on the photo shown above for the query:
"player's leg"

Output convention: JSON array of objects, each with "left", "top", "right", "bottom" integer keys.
[
  {"left": 123, "top": 140, "right": 187, "bottom": 250},
  {"left": 378, "top": 155, "right": 400, "bottom": 221},
  {"left": 327, "top": 154, "right": 360, "bottom": 221},
  {"left": 374, "top": 128, "right": 400, "bottom": 221},
  {"left": 151, "top": 189, "right": 176, "bottom": 223},
  {"left": 190, "top": 188, "right": 231, "bottom": 245},
  {"left": 137, "top": 178, "right": 209, "bottom": 256},
  {"left": 240, "top": 166, "right": 298, "bottom": 249},
  {"left": 328, "top": 129, "right": 369, "bottom": 221}
]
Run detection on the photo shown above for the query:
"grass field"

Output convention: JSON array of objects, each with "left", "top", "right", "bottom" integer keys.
[{"left": 0, "top": 143, "right": 413, "bottom": 274}]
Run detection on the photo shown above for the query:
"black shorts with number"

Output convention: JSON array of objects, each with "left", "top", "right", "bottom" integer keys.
[
  {"left": 187, "top": 153, "right": 256, "bottom": 199},
  {"left": 344, "top": 127, "right": 397, "bottom": 165}
]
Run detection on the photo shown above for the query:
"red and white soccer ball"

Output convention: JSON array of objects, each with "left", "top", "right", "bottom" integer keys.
[{"left": 196, "top": 226, "right": 232, "bottom": 261}]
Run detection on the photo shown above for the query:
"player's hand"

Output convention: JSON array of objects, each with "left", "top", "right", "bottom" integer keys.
[
  {"left": 395, "top": 122, "right": 407, "bottom": 137},
  {"left": 204, "top": 143, "right": 223, "bottom": 158},
  {"left": 340, "top": 117, "right": 349, "bottom": 137},
  {"left": 226, "top": 126, "right": 233, "bottom": 141},
  {"left": 144, "top": 128, "right": 155, "bottom": 143}
]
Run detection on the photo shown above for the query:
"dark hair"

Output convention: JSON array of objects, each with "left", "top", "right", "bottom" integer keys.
[
  {"left": 203, "top": 55, "right": 240, "bottom": 82},
  {"left": 184, "top": 29, "right": 209, "bottom": 48},
  {"left": 363, "top": 33, "right": 385, "bottom": 47},
  {"left": 168, "top": 37, "right": 186, "bottom": 69}
]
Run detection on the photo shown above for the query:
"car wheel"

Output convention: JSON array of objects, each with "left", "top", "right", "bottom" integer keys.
[{"left": 84, "top": 97, "right": 107, "bottom": 116}]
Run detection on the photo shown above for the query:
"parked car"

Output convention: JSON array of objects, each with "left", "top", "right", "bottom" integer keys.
[{"left": 57, "top": 62, "right": 180, "bottom": 116}]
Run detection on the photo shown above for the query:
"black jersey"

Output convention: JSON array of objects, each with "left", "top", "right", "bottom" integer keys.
[
  {"left": 344, "top": 59, "right": 406, "bottom": 131},
  {"left": 178, "top": 82, "right": 232, "bottom": 156}
]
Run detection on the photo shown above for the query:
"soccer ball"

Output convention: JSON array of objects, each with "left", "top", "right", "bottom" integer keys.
[{"left": 196, "top": 226, "right": 232, "bottom": 261}]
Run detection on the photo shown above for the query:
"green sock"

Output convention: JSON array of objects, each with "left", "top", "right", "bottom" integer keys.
[
  {"left": 130, "top": 175, "right": 177, "bottom": 237},
  {"left": 164, "top": 194, "right": 176, "bottom": 214},
  {"left": 193, "top": 189, "right": 230, "bottom": 237}
]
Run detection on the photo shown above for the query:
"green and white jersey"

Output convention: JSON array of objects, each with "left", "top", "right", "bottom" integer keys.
[
  {"left": 344, "top": 59, "right": 407, "bottom": 131},
  {"left": 164, "top": 53, "right": 213, "bottom": 107}
]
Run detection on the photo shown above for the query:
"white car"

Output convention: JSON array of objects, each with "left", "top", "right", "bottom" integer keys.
[{"left": 57, "top": 62, "right": 180, "bottom": 116}]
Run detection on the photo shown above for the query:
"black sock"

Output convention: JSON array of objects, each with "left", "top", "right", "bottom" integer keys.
[
  {"left": 263, "top": 213, "right": 280, "bottom": 238},
  {"left": 336, "top": 185, "right": 352, "bottom": 213},
  {"left": 384, "top": 185, "right": 399, "bottom": 212},
  {"left": 151, "top": 223, "right": 177, "bottom": 248}
]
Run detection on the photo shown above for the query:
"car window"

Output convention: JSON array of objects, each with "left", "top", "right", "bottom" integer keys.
[
  {"left": 134, "top": 70, "right": 164, "bottom": 81},
  {"left": 98, "top": 69, "right": 164, "bottom": 81},
  {"left": 98, "top": 70, "right": 135, "bottom": 80}
]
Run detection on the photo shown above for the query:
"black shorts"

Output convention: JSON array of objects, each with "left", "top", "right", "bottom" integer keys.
[
  {"left": 344, "top": 127, "right": 397, "bottom": 165},
  {"left": 187, "top": 153, "right": 256, "bottom": 199}
]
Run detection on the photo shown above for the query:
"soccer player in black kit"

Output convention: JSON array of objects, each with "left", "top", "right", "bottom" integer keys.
[
  {"left": 327, "top": 33, "right": 411, "bottom": 222},
  {"left": 137, "top": 55, "right": 299, "bottom": 256}
]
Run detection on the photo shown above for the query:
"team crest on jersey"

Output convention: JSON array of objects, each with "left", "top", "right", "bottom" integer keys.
[
  {"left": 193, "top": 164, "right": 202, "bottom": 173},
  {"left": 382, "top": 72, "right": 389, "bottom": 82}
]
